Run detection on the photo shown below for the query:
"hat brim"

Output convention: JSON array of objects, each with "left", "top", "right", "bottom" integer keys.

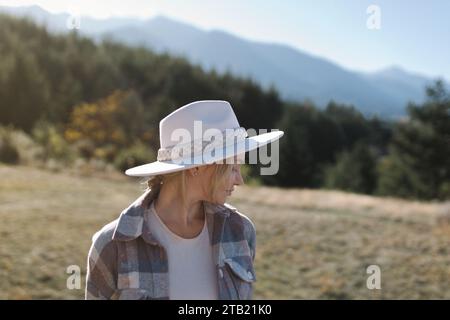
[{"left": 124, "top": 130, "right": 284, "bottom": 177}]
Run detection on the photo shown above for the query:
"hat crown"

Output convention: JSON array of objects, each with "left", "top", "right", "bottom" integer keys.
[{"left": 159, "top": 100, "right": 241, "bottom": 149}]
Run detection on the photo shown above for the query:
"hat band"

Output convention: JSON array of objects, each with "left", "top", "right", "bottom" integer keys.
[{"left": 157, "top": 127, "right": 248, "bottom": 162}]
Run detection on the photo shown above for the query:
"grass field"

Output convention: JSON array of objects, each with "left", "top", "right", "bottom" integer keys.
[{"left": 1, "top": 163, "right": 449, "bottom": 299}]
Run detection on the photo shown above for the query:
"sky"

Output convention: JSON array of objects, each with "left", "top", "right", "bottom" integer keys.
[{"left": 1, "top": 0, "right": 449, "bottom": 81}]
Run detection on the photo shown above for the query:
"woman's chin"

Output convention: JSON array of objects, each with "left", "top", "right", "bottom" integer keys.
[
  {"left": 211, "top": 196, "right": 227, "bottom": 205},
  {"left": 209, "top": 191, "right": 231, "bottom": 205}
]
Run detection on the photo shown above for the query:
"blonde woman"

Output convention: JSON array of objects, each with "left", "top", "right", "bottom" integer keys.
[{"left": 85, "top": 100, "right": 283, "bottom": 300}]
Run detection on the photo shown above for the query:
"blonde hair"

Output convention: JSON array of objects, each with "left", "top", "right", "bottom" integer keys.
[{"left": 141, "top": 164, "right": 234, "bottom": 207}]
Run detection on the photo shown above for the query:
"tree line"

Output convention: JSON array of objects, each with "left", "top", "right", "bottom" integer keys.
[{"left": 0, "top": 14, "right": 448, "bottom": 200}]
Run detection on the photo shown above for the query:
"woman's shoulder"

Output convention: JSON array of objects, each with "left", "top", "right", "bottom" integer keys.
[
  {"left": 223, "top": 203, "right": 256, "bottom": 236},
  {"left": 90, "top": 191, "right": 148, "bottom": 250},
  {"left": 223, "top": 203, "right": 256, "bottom": 260},
  {"left": 89, "top": 219, "right": 120, "bottom": 256}
]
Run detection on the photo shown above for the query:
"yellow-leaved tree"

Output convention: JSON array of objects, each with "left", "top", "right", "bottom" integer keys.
[{"left": 65, "top": 90, "right": 149, "bottom": 162}]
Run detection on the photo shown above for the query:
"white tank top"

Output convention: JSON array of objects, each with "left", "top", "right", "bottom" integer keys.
[{"left": 146, "top": 201, "right": 219, "bottom": 300}]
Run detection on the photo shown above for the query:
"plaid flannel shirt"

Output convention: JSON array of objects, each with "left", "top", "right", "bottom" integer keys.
[{"left": 85, "top": 189, "right": 256, "bottom": 300}]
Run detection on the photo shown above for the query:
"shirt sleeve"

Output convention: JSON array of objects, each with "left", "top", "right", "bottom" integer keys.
[
  {"left": 85, "top": 231, "right": 118, "bottom": 300},
  {"left": 249, "top": 223, "right": 256, "bottom": 262}
]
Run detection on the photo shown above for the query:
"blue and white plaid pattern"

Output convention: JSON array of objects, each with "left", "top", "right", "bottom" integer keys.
[{"left": 85, "top": 189, "right": 256, "bottom": 300}]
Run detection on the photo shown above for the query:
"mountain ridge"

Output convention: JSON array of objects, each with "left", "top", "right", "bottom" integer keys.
[{"left": 1, "top": 5, "right": 442, "bottom": 118}]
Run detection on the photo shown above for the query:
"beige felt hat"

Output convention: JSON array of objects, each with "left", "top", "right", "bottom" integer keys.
[{"left": 125, "top": 100, "right": 283, "bottom": 177}]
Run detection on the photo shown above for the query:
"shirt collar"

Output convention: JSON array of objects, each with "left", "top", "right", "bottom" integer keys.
[{"left": 111, "top": 189, "right": 234, "bottom": 244}]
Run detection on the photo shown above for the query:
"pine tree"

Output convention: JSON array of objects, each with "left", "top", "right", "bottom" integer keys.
[
  {"left": 377, "top": 80, "right": 450, "bottom": 200},
  {"left": 324, "top": 141, "right": 377, "bottom": 194}
]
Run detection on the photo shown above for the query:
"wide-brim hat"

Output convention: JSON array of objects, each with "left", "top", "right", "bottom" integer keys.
[{"left": 125, "top": 100, "right": 284, "bottom": 177}]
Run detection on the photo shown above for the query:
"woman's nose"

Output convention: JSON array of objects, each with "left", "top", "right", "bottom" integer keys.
[{"left": 234, "top": 170, "right": 244, "bottom": 186}]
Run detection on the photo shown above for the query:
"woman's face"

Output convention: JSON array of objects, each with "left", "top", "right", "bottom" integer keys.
[
  {"left": 216, "top": 163, "right": 244, "bottom": 204},
  {"left": 200, "top": 163, "right": 244, "bottom": 204}
]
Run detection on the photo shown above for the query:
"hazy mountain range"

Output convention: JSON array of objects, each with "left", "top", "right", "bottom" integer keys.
[{"left": 1, "top": 5, "right": 443, "bottom": 119}]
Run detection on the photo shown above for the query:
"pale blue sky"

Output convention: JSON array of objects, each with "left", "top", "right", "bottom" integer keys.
[{"left": 2, "top": 0, "right": 449, "bottom": 80}]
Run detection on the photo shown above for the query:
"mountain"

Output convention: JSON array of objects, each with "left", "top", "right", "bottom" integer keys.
[
  {"left": 0, "top": 5, "right": 440, "bottom": 118},
  {"left": 361, "top": 66, "right": 431, "bottom": 108},
  {"left": 0, "top": 4, "right": 144, "bottom": 34}
]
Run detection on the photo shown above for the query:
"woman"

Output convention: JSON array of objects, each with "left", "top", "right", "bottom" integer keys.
[{"left": 85, "top": 100, "right": 283, "bottom": 300}]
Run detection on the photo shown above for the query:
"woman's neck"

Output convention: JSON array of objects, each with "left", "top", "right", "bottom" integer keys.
[{"left": 153, "top": 183, "right": 205, "bottom": 229}]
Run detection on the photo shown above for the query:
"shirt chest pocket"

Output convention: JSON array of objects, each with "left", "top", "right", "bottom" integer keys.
[{"left": 222, "top": 257, "right": 256, "bottom": 300}]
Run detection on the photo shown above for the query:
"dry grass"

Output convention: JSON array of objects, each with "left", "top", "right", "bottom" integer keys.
[{"left": 1, "top": 163, "right": 449, "bottom": 299}]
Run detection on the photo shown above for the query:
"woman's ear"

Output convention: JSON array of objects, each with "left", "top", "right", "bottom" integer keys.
[{"left": 187, "top": 167, "right": 199, "bottom": 177}]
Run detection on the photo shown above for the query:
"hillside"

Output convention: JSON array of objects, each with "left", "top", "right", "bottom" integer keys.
[{"left": 1, "top": 164, "right": 449, "bottom": 299}]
